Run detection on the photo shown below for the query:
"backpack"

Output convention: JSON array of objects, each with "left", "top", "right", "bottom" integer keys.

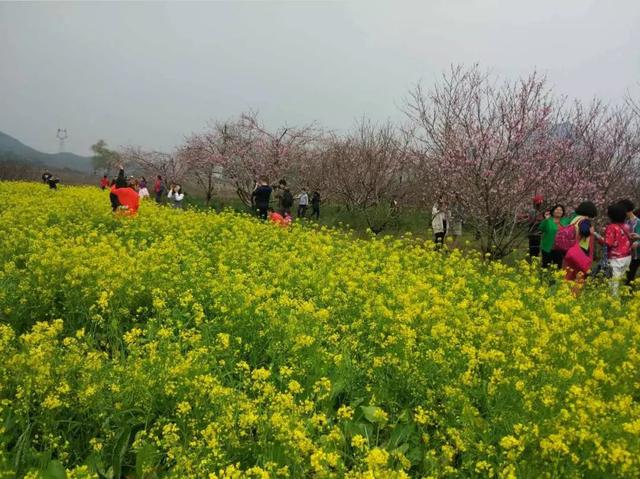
[
  {"left": 553, "top": 221, "right": 579, "bottom": 252},
  {"left": 282, "top": 190, "right": 293, "bottom": 208}
]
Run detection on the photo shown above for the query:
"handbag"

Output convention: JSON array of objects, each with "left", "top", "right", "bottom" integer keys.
[{"left": 564, "top": 242, "right": 593, "bottom": 275}]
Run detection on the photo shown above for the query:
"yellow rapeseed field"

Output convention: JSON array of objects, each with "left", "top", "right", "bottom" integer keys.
[{"left": 0, "top": 182, "right": 639, "bottom": 478}]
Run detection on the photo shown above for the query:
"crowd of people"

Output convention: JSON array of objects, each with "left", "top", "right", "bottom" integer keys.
[
  {"left": 95, "top": 170, "right": 319, "bottom": 226},
  {"left": 44, "top": 169, "right": 640, "bottom": 293},
  {"left": 251, "top": 177, "right": 321, "bottom": 226},
  {"left": 432, "top": 195, "right": 640, "bottom": 293},
  {"left": 98, "top": 167, "right": 186, "bottom": 215},
  {"left": 527, "top": 197, "right": 640, "bottom": 293}
]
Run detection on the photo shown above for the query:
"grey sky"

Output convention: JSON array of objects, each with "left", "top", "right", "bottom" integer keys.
[{"left": 1, "top": 0, "right": 639, "bottom": 155}]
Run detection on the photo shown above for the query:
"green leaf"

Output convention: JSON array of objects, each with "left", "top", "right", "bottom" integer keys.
[
  {"left": 135, "top": 442, "right": 158, "bottom": 478},
  {"left": 42, "top": 460, "right": 67, "bottom": 479},
  {"left": 13, "top": 423, "right": 31, "bottom": 473},
  {"left": 112, "top": 426, "right": 131, "bottom": 479},
  {"left": 406, "top": 446, "right": 424, "bottom": 464},
  {"left": 388, "top": 423, "right": 416, "bottom": 448},
  {"left": 361, "top": 406, "right": 387, "bottom": 424},
  {"left": 85, "top": 452, "right": 106, "bottom": 477},
  {"left": 345, "top": 420, "right": 374, "bottom": 441}
]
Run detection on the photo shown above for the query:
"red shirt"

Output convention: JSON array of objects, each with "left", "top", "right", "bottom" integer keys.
[
  {"left": 269, "top": 212, "right": 291, "bottom": 227},
  {"left": 99, "top": 178, "right": 110, "bottom": 189},
  {"left": 603, "top": 224, "right": 632, "bottom": 259},
  {"left": 111, "top": 186, "right": 140, "bottom": 215}
]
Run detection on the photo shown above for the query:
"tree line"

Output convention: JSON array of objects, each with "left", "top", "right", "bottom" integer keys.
[{"left": 92, "top": 65, "right": 640, "bottom": 258}]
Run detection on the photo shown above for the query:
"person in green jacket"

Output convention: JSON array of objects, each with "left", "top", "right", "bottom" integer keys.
[{"left": 539, "top": 204, "right": 569, "bottom": 269}]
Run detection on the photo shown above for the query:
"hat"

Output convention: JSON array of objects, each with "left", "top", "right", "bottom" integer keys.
[{"left": 533, "top": 195, "right": 544, "bottom": 205}]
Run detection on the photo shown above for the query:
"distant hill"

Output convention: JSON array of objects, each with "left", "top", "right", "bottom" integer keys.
[{"left": 0, "top": 130, "right": 93, "bottom": 173}]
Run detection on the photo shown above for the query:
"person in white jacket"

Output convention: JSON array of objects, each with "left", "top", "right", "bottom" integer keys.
[
  {"left": 432, "top": 199, "right": 449, "bottom": 249},
  {"left": 297, "top": 188, "right": 309, "bottom": 218},
  {"left": 168, "top": 184, "right": 185, "bottom": 209}
]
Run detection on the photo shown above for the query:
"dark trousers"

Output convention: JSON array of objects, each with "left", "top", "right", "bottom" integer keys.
[
  {"left": 434, "top": 231, "right": 446, "bottom": 249},
  {"left": 297, "top": 204, "right": 307, "bottom": 218},
  {"left": 311, "top": 204, "right": 320, "bottom": 219},
  {"left": 155, "top": 191, "right": 163, "bottom": 203},
  {"left": 626, "top": 258, "right": 640, "bottom": 286},
  {"left": 542, "top": 249, "right": 565, "bottom": 269},
  {"left": 528, "top": 236, "right": 541, "bottom": 260},
  {"left": 257, "top": 205, "right": 268, "bottom": 220},
  {"left": 110, "top": 192, "right": 119, "bottom": 212}
]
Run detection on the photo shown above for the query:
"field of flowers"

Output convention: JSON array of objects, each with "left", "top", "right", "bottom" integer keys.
[{"left": 0, "top": 182, "right": 639, "bottom": 478}]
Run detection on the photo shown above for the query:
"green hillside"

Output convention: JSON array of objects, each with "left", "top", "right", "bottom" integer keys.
[{"left": 0, "top": 130, "right": 93, "bottom": 172}]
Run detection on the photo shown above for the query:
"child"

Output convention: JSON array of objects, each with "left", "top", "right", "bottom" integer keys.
[{"left": 99, "top": 175, "right": 109, "bottom": 190}]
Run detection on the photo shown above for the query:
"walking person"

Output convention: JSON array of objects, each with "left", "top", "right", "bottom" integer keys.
[
  {"left": 251, "top": 177, "right": 272, "bottom": 220},
  {"left": 311, "top": 191, "right": 321, "bottom": 220},
  {"left": 297, "top": 188, "right": 309, "bottom": 218},
  {"left": 154, "top": 175, "right": 164, "bottom": 204},
  {"left": 167, "top": 184, "right": 185, "bottom": 209},
  {"left": 99, "top": 174, "right": 110, "bottom": 190},
  {"left": 432, "top": 198, "right": 448, "bottom": 250},
  {"left": 539, "top": 204, "right": 568, "bottom": 269}
]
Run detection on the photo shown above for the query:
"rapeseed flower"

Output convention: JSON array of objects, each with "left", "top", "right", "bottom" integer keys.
[{"left": 1, "top": 182, "right": 639, "bottom": 477}]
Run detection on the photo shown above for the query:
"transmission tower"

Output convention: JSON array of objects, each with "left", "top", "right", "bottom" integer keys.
[{"left": 56, "top": 128, "right": 68, "bottom": 153}]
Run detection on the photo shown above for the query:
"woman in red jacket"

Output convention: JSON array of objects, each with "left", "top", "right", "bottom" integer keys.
[{"left": 110, "top": 167, "right": 140, "bottom": 216}]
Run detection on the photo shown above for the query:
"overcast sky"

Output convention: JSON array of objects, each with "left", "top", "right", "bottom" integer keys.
[{"left": 1, "top": 0, "right": 639, "bottom": 155}]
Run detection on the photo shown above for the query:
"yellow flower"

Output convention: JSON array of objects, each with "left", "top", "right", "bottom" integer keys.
[
  {"left": 337, "top": 405, "right": 354, "bottom": 421},
  {"left": 287, "top": 380, "right": 303, "bottom": 394},
  {"left": 365, "top": 448, "right": 389, "bottom": 469},
  {"left": 177, "top": 401, "right": 192, "bottom": 416},
  {"left": 42, "top": 395, "right": 63, "bottom": 409},
  {"left": 351, "top": 434, "right": 367, "bottom": 450}
]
